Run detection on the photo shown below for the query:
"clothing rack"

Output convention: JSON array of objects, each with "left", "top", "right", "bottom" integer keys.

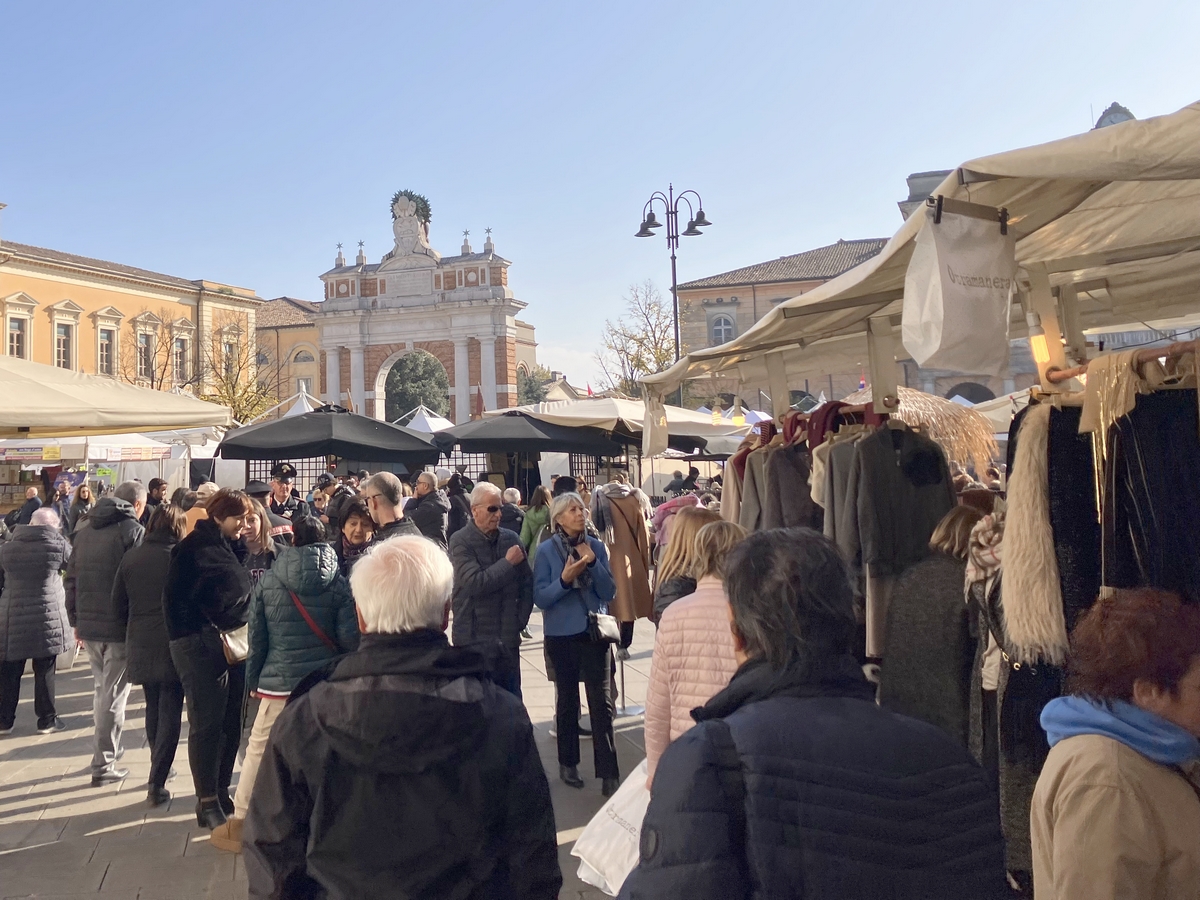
[{"left": 1045, "top": 340, "right": 1199, "bottom": 384}]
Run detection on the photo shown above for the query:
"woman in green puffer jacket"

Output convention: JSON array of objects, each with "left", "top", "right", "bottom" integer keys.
[
  {"left": 520, "top": 485, "right": 553, "bottom": 564},
  {"left": 211, "top": 516, "right": 359, "bottom": 854}
]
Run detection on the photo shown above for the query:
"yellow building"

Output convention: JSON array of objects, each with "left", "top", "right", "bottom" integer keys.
[
  {"left": 256, "top": 297, "right": 322, "bottom": 401},
  {"left": 0, "top": 238, "right": 261, "bottom": 390}
]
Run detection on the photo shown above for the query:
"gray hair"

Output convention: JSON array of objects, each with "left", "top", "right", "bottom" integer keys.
[
  {"left": 502, "top": 487, "right": 521, "bottom": 505},
  {"left": 723, "top": 528, "right": 856, "bottom": 669},
  {"left": 349, "top": 535, "right": 454, "bottom": 634},
  {"left": 30, "top": 507, "right": 60, "bottom": 528},
  {"left": 470, "top": 481, "right": 502, "bottom": 507},
  {"left": 363, "top": 471, "right": 403, "bottom": 508},
  {"left": 114, "top": 480, "right": 148, "bottom": 506},
  {"left": 549, "top": 491, "right": 585, "bottom": 527},
  {"left": 416, "top": 471, "right": 437, "bottom": 490}
]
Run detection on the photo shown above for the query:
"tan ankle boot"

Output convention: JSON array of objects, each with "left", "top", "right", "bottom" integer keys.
[{"left": 209, "top": 816, "right": 243, "bottom": 853}]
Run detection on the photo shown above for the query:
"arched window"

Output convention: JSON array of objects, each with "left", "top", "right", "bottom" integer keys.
[
  {"left": 710, "top": 314, "right": 735, "bottom": 346},
  {"left": 293, "top": 349, "right": 315, "bottom": 363}
]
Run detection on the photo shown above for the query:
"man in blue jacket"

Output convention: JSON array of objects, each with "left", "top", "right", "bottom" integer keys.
[{"left": 620, "top": 527, "right": 1009, "bottom": 900}]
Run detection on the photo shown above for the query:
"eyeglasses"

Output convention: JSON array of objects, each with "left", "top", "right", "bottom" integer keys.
[
  {"left": 361, "top": 493, "right": 382, "bottom": 504},
  {"left": 485, "top": 505, "right": 501, "bottom": 513}
]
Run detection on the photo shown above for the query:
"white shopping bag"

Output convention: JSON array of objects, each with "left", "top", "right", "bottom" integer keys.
[
  {"left": 902, "top": 206, "right": 1015, "bottom": 375},
  {"left": 571, "top": 758, "right": 651, "bottom": 896}
]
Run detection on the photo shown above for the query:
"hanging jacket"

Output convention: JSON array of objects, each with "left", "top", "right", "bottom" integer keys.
[
  {"left": 761, "top": 443, "right": 822, "bottom": 531},
  {"left": 246, "top": 542, "right": 359, "bottom": 696},
  {"left": 0, "top": 525, "right": 72, "bottom": 661},
  {"left": 64, "top": 497, "right": 145, "bottom": 643},
  {"left": 114, "top": 530, "right": 179, "bottom": 684}
]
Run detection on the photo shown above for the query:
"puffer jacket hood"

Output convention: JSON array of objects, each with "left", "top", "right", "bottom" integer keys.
[
  {"left": 310, "top": 631, "right": 492, "bottom": 775},
  {"left": 269, "top": 543, "right": 341, "bottom": 595},
  {"left": 88, "top": 496, "right": 139, "bottom": 529}
]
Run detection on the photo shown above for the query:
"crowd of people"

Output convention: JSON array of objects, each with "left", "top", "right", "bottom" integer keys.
[{"left": 0, "top": 458, "right": 1197, "bottom": 899}]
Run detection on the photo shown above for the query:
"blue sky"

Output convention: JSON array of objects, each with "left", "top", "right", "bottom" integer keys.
[{"left": 2, "top": 1, "right": 1198, "bottom": 385}]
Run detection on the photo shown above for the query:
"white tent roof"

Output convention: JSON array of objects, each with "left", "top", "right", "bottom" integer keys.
[
  {"left": 644, "top": 100, "right": 1200, "bottom": 396},
  {"left": 0, "top": 355, "right": 233, "bottom": 438},
  {"left": 282, "top": 393, "right": 317, "bottom": 418},
  {"left": 397, "top": 405, "right": 454, "bottom": 433},
  {"left": 972, "top": 390, "right": 1032, "bottom": 436},
  {"left": 486, "top": 397, "right": 751, "bottom": 440}
]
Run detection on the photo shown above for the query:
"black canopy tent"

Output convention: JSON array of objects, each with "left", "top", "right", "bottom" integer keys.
[
  {"left": 217, "top": 405, "right": 441, "bottom": 467},
  {"left": 432, "top": 412, "right": 624, "bottom": 456}
]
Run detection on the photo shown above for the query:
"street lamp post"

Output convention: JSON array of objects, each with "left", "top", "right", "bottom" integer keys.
[{"left": 636, "top": 185, "right": 712, "bottom": 372}]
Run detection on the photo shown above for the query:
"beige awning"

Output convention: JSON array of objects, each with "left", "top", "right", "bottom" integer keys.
[
  {"left": 0, "top": 355, "right": 233, "bottom": 438},
  {"left": 644, "top": 100, "right": 1200, "bottom": 398}
]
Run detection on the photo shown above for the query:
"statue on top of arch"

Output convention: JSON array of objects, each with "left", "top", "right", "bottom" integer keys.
[{"left": 383, "top": 190, "right": 440, "bottom": 269}]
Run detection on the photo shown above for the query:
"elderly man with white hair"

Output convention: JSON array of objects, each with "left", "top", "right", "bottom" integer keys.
[
  {"left": 404, "top": 470, "right": 451, "bottom": 548},
  {"left": 446, "top": 481, "right": 533, "bottom": 697},
  {"left": 242, "top": 536, "right": 561, "bottom": 899}
]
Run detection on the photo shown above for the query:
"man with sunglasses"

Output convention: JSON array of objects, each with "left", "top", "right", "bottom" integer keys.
[
  {"left": 360, "top": 473, "right": 421, "bottom": 544},
  {"left": 447, "top": 482, "right": 534, "bottom": 698}
]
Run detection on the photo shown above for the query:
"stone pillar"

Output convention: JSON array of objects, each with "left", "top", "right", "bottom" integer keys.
[
  {"left": 453, "top": 339, "right": 470, "bottom": 423},
  {"left": 480, "top": 336, "right": 498, "bottom": 411},
  {"left": 325, "top": 347, "right": 341, "bottom": 405},
  {"left": 350, "top": 346, "right": 366, "bottom": 415}
]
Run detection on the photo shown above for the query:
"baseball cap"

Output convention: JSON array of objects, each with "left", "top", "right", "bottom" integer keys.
[
  {"left": 195, "top": 482, "right": 219, "bottom": 502},
  {"left": 315, "top": 473, "right": 336, "bottom": 489}
]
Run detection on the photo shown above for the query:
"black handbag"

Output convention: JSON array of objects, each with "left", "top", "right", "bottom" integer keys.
[{"left": 587, "top": 610, "right": 621, "bottom": 645}]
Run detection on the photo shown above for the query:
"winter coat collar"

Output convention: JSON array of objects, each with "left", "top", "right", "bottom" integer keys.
[
  {"left": 1042, "top": 696, "right": 1200, "bottom": 766},
  {"left": 87, "top": 497, "right": 139, "bottom": 529},
  {"left": 12, "top": 524, "right": 64, "bottom": 544},
  {"left": 693, "top": 652, "right": 876, "bottom": 723}
]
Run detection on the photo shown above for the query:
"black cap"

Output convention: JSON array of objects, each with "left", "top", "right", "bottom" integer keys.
[
  {"left": 315, "top": 473, "right": 336, "bottom": 488},
  {"left": 270, "top": 463, "right": 297, "bottom": 482},
  {"left": 245, "top": 480, "right": 271, "bottom": 496}
]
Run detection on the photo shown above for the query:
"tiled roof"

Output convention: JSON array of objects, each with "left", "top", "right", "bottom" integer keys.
[
  {"left": 257, "top": 297, "right": 321, "bottom": 328},
  {"left": 678, "top": 238, "right": 889, "bottom": 290},
  {"left": 3, "top": 240, "right": 201, "bottom": 290}
]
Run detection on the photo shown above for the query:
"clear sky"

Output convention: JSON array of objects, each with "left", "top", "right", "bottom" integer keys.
[{"left": 2, "top": 1, "right": 1197, "bottom": 386}]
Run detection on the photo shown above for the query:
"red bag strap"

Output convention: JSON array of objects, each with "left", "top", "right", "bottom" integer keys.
[{"left": 288, "top": 590, "right": 339, "bottom": 652}]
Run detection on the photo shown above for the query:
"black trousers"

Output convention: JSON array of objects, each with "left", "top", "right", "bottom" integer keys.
[
  {"left": 170, "top": 632, "right": 246, "bottom": 800},
  {"left": 143, "top": 680, "right": 185, "bottom": 790},
  {"left": 0, "top": 656, "right": 57, "bottom": 729},
  {"left": 544, "top": 633, "right": 618, "bottom": 779}
]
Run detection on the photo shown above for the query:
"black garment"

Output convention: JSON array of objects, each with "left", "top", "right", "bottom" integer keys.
[
  {"left": 14, "top": 496, "right": 42, "bottom": 527},
  {"left": 268, "top": 493, "right": 309, "bottom": 524},
  {"left": 761, "top": 442, "right": 823, "bottom": 532},
  {"left": 64, "top": 498, "right": 145, "bottom": 643},
  {"left": 243, "top": 541, "right": 280, "bottom": 587},
  {"left": 114, "top": 531, "right": 179, "bottom": 685},
  {"left": 263, "top": 509, "right": 294, "bottom": 547},
  {"left": 653, "top": 576, "right": 696, "bottom": 621},
  {"left": 405, "top": 490, "right": 451, "bottom": 548},
  {"left": 620, "top": 653, "right": 1008, "bottom": 900},
  {"left": 447, "top": 489, "right": 471, "bottom": 540},
  {"left": 448, "top": 523, "right": 534, "bottom": 652},
  {"left": 879, "top": 554, "right": 974, "bottom": 747},
  {"left": 170, "top": 631, "right": 245, "bottom": 799},
  {"left": 1104, "top": 389, "right": 1200, "bottom": 599},
  {"left": 163, "top": 518, "right": 252, "bottom": 641},
  {"left": 500, "top": 502, "right": 525, "bottom": 536},
  {"left": 662, "top": 476, "right": 686, "bottom": 496},
  {"left": 0, "top": 525, "right": 72, "bottom": 661},
  {"left": 334, "top": 537, "right": 371, "bottom": 577},
  {"left": 544, "top": 633, "right": 618, "bottom": 779},
  {"left": 0, "top": 656, "right": 57, "bottom": 730},
  {"left": 242, "top": 630, "right": 561, "bottom": 900},
  {"left": 139, "top": 496, "right": 161, "bottom": 528},
  {"left": 324, "top": 486, "right": 357, "bottom": 538},
  {"left": 143, "top": 680, "right": 184, "bottom": 790},
  {"left": 371, "top": 517, "right": 421, "bottom": 545}
]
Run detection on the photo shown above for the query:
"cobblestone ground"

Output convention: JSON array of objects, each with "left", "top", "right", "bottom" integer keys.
[{"left": 0, "top": 611, "right": 653, "bottom": 899}]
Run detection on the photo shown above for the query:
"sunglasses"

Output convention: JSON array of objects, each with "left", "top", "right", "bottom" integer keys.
[{"left": 485, "top": 505, "right": 501, "bottom": 513}]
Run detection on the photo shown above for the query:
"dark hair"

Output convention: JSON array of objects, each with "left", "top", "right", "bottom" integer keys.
[
  {"left": 180, "top": 491, "right": 199, "bottom": 512},
  {"left": 146, "top": 503, "right": 187, "bottom": 541},
  {"left": 529, "top": 485, "right": 551, "bottom": 510},
  {"left": 553, "top": 475, "right": 578, "bottom": 497},
  {"left": 339, "top": 499, "right": 374, "bottom": 535},
  {"left": 1067, "top": 588, "right": 1200, "bottom": 702},
  {"left": 723, "top": 528, "right": 856, "bottom": 669},
  {"left": 447, "top": 473, "right": 466, "bottom": 495},
  {"left": 149, "top": 478, "right": 168, "bottom": 491},
  {"left": 170, "top": 487, "right": 189, "bottom": 507},
  {"left": 291, "top": 516, "right": 326, "bottom": 548},
  {"left": 205, "top": 489, "right": 253, "bottom": 522}
]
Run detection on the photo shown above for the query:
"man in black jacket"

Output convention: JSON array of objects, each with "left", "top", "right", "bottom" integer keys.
[
  {"left": 620, "top": 528, "right": 1009, "bottom": 900},
  {"left": 65, "top": 481, "right": 146, "bottom": 786},
  {"left": 13, "top": 486, "right": 42, "bottom": 526},
  {"left": 447, "top": 482, "right": 533, "bottom": 698},
  {"left": 243, "top": 535, "right": 560, "bottom": 899},
  {"left": 404, "top": 471, "right": 451, "bottom": 548},
  {"left": 361, "top": 472, "right": 421, "bottom": 544}
]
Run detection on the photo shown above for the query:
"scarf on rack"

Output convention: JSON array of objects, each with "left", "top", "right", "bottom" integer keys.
[
  {"left": 551, "top": 526, "right": 594, "bottom": 595},
  {"left": 1003, "top": 403, "right": 1071, "bottom": 666}
]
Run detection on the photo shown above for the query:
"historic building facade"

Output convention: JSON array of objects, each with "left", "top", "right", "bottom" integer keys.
[
  {"left": 314, "top": 195, "right": 536, "bottom": 422},
  {"left": 0, "top": 233, "right": 260, "bottom": 391}
]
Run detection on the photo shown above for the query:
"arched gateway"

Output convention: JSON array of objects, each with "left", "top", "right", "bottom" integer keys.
[{"left": 316, "top": 197, "right": 527, "bottom": 423}]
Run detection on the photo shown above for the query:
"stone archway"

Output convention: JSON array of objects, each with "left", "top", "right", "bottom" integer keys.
[
  {"left": 371, "top": 345, "right": 451, "bottom": 422},
  {"left": 944, "top": 381, "right": 996, "bottom": 404}
]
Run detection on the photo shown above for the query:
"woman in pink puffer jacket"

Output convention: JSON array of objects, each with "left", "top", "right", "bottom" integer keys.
[{"left": 644, "top": 520, "right": 747, "bottom": 783}]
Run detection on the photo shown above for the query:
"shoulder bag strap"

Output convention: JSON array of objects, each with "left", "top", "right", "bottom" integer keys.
[{"left": 288, "top": 590, "right": 339, "bottom": 652}]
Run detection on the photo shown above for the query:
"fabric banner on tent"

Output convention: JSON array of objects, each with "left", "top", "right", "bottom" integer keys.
[{"left": 902, "top": 208, "right": 1015, "bottom": 374}]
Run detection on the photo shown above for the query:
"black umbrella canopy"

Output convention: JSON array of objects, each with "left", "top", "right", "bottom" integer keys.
[
  {"left": 433, "top": 412, "right": 623, "bottom": 456},
  {"left": 218, "top": 405, "right": 440, "bottom": 466}
]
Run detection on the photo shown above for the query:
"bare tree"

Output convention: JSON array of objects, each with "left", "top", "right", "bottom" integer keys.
[
  {"left": 118, "top": 309, "right": 193, "bottom": 391},
  {"left": 199, "top": 312, "right": 275, "bottom": 423},
  {"left": 595, "top": 281, "right": 680, "bottom": 398}
]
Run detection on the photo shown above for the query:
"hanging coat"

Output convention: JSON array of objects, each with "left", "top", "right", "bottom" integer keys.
[{"left": 594, "top": 487, "right": 653, "bottom": 622}]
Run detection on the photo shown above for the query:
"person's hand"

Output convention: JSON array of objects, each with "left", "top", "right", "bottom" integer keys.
[
  {"left": 576, "top": 542, "right": 596, "bottom": 566},
  {"left": 320, "top": 514, "right": 329, "bottom": 524},
  {"left": 249, "top": 690, "right": 261, "bottom": 700},
  {"left": 74, "top": 629, "right": 84, "bottom": 649},
  {"left": 505, "top": 544, "right": 526, "bottom": 566},
  {"left": 561, "top": 556, "right": 587, "bottom": 584}
]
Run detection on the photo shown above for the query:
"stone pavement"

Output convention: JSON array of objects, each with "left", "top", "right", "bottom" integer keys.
[{"left": 0, "top": 612, "right": 654, "bottom": 899}]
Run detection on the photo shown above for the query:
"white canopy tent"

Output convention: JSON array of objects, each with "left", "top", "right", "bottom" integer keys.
[
  {"left": 643, "top": 100, "right": 1200, "bottom": 435},
  {"left": 488, "top": 397, "right": 750, "bottom": 442},
  {"left": 0, "top": 355, "right": 233, "bottom": 438},
  {"left": 395, "top": 405, "right": 454, "bottom": 433}
]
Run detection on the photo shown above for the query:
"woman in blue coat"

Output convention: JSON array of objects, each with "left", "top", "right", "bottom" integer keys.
[{"left": 533, "top": 491, "right": 619, "bottom": 795}]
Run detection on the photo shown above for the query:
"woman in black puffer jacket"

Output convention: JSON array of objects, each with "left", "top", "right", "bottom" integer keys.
[
  {"left": 114, "top": 503, "right": 187, "bottom": 807},
  {"left": 164, "top": 489, "right": 254, "bottom": 831},
  {"left": 0, "top": 507, "right": 72, "bottom": 735}
]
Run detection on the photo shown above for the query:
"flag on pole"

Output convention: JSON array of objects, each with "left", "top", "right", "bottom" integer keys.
[
  {"left": 858, "top": 367, "right": 867, "bottom": 390},
  {"left": 587, "top": 383, "right": 594, "bottom": 397},
  {"left": 472, "top": 386, "right": 486, "bottom": 420}
]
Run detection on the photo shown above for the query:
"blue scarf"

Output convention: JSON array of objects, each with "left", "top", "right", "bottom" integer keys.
[{"left": 1041, "top": 695, "right": 1200, "bottom": 766}]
